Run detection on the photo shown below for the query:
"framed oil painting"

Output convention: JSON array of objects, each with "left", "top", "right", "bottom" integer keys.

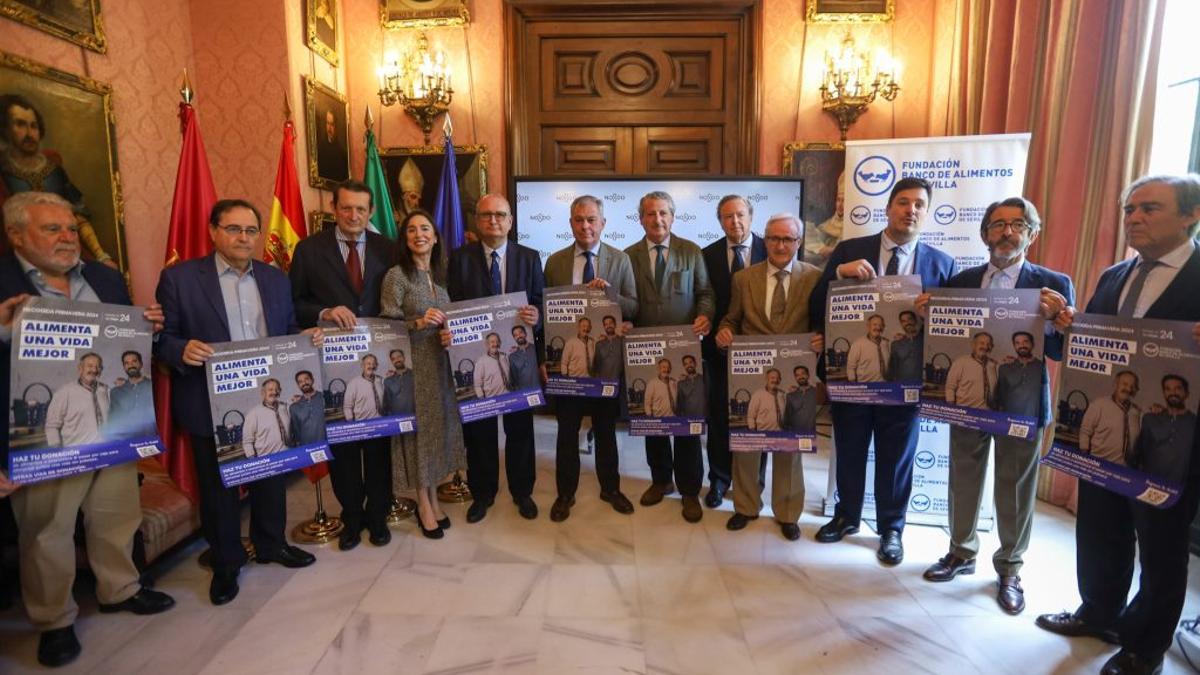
[
  {"left": 0, "top": 0, "right": 106, "bottom": 52},
  {"left": 378, "top": 144, "right": 487, "bottom": 237},
  {"left": 304, "top": 76, "right": 350, "bottom": 190},
  {"left": 381, "top": 0, "right": 468, "bottom": 30},
  {"left": 806, "top": 0, "right": 895, "bottom": 23},
  {"left": 783, "top": 141, "right": 845, "bottom": 268},
  {"left": 307, "top": 0, "right": 338, "bottom": 66}
]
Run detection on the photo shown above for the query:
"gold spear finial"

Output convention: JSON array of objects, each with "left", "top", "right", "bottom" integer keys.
[
  {"left": 364, "top": 105, "right": 375, "bottom": 132},
  {"left": 179, "top": 69, "right": 194, "bottom": 104},
  {"left": 283, "top": 91, "right": 292, "bottom": 120},
  {"left": 442, "top": 111, "right": 453, "bottom": 139}
]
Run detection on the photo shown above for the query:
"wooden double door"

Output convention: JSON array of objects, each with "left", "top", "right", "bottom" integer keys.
[{"left": 506, "top": 1, "right": 762, "bottom": 177}]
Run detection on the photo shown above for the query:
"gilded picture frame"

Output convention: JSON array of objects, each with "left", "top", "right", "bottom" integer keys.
[
  {"left": 306, "top": 0, "right": 339, "bottom": 67},
  {"left": 378, "top": 144, "right": 487, "bottom": 235},
  {"left": 303, "top": 76, "right": 351, "bottom": 191},
  {"left": 381, "top": 0, "right": 469, "bottom": 30},
  {"left": 806, "top": 0, "right": 895, "bottom": 23},
  {"left": 783, "top": 141, "right": 845, "bottom": 268},
  {"left": 0, "top": 51, "right": 126, "bottom": 271},
  {"left": 0, "top": 0, "right": 106, "bottom": 53},
  {"left": 309, "top": 210, "right": 335, "bottom": 235}
]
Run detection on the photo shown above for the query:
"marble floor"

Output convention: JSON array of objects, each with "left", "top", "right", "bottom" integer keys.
[{"left": 3, "top": 416, "right": 1200, "bottom": 674}]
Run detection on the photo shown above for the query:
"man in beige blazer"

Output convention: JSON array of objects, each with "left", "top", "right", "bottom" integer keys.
[
  {"left": 625, "top": 191, "right": 715, "bottom": 522},
  {"left": 715, "top": 213, "right": 822, "bottom": 541},
  {"left": 543, "top": 195, "right": 639, "bottom": 522}
]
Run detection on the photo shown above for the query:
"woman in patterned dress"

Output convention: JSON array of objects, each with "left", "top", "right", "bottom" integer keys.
[{"left": 379, "top": 209, "right": 465, "bottom": 538}]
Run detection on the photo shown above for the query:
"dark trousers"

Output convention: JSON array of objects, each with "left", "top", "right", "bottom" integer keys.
[
  {"left": 465, "top": 410, "right": 536, "bottom": 503},
  {"left": 1074, "top": 479, "right": 1200, "bottom": 660},
  {"left": 555, "top": 396, "right": 620, "bottom": 498},
  {"left": 704, "top": 352, "right": 732, "bottom": 488},
  {"left": 646, "top": 435, "right": 703, "bottom": 496},
  {"left": 328, "top": 436, "right": 393, "bottom": 531},
  {"left": 191, "top": 435, "right": 286, "bottom": 573},
  {"left": 829, "top": 402, "right": 920, "bottom": 533}
]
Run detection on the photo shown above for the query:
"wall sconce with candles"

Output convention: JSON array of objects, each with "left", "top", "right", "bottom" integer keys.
[
  {"left": 818, "top": 32, "right": 900, "bottom": 141},
  {"left": 377, "top": 32, "right": 453, "bottom": 145}
]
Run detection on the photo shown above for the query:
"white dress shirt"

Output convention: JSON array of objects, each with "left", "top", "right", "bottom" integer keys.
[
  {"left": 1118, "top": 239, "right": 1195, "bottom": 318},
  {"left": 242, "top": 402, "right": 290, "bottom": 457},
  {"left": 473, "top": 352, "right": 511, "bottom": 397},
  {"left": 981, "top": 260, "right": 1022, "bottom": 289},
  {"left": 726, "top": 233, "right": 752, "bottom": 272},
  {"left": 646, "top": 235, "right": 671, "bottom": 267},
  {"left": 571, "top": 243, "right": 603, "bottom": 284},
  {"left": 764, "top": 261, "right": 794, "bottom": 317},
  {"left": 44, "top": 380, "right": 109, "bottom": 447},
  {"left": 879, "top": 232, "right": 916, "bottom": 276},
  {"left": 483, "top": 241, "right": 507, "bottom": 294}
]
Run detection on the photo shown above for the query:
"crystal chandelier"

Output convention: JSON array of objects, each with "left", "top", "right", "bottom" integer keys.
[
  {"left": 377, "top": 32, "right": 453, "bottom": 145},
  {"left": 818, "top": 33, "right": 901, "bottom": 141}
]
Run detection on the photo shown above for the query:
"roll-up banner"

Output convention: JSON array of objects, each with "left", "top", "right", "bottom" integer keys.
[{"left": 825, "top": 133, "right": 1031, "bottom": 527}]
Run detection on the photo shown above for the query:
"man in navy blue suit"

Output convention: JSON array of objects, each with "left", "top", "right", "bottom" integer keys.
[
  {"left": 156, "top": 199, "right": 320, "bottom": 608},
  {"left": 701, "top": 194, "right": 768, "bottom": 507},
  {"left": 1, "top": 192, "right": 174, "bottom": 667},
  {"left": 447, "top": 193, "right": 544, "bottom": 524},
  {"left": 810, "top": 176, "right": 956, "bottom": 565},
  {"left": 290, "top": 180, "right": 396, "bottom": 552},
  {"left": 1037, "top": 174, "right": 1200, "bottom": 675},
  {"left": 916, "top": 197, "right": 1074, "bottom": 616}
]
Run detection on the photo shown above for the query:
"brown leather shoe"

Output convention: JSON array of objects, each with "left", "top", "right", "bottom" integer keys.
[
  {"left": 1035, "top": 611, "right": 1120, "bottom": 643},
  {"left": 640, "top": 482, "right": 676, "bottom": 506},
  {"left": 681, "top": 496, "right": 702, "bottom": 523},
  {"left": 600, "top": 491, "right": 635, "bottom": 514},
  {"left": 550, "top": 496, "right": 575, "bottom": 523},
  {"left": 997, "top": 575, "right": 1025, "bottom": 614},
  {"left": 922, "top": 553, "right": 976, "bottom": 582}
]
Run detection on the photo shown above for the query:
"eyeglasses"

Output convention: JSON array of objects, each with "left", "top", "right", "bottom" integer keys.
[
  {"left": 985, "top": 219, "right": 1031, "bottom": 234},
  {"left": 765, "top": 236, "right": 799, "bottom": 245},
  {"left": 477, "top": 211, "right": 510, "bottom": 220},
  {"left": 218, "top": 225, "right": 261, "bottom": 237}
]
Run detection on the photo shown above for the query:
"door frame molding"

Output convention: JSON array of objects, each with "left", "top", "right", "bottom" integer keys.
[{"left": 504, "top": 0, "right": 763, "bottom": 177}]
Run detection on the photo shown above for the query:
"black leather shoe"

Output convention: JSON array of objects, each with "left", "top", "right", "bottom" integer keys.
[
  {"left": 1101, "top": 649, "right": 1163, "bottom": 675},
  {"left": 997, "top": 575, "right": 1025, "bottom": 614},
  {"left": 257, "top": 544, "right": 316, "bottom": 568},
  {"left": 640, "top": 482, "right": 676, "bottom": 506},
  {"left": 38, "top": 625, "right": 80, "bottom": 667},
  {"left": 418, "top": 517, "right": 444, "bottom": 539},
  {"left": 338, "top": 526, "right": 361, "bottom": 551},
  {"left": 1035, "top": 611, "right": 1120, "bottom": 643},
  {"left": 515, "top": 496, "right": 538, "bottom": 520},
  {"left": 704, "top": 482, "right": 727, "bottom": 508},
  {"left": 437, "top": 516, "right": 452, "bottom": 530},
  {"left": 726, "top": 512, "right": 759, "bottom": 531},
  {"left": 922, "top": 553, "right": 975, "bottom": 582},
  {"left": 600, "top": 491, "right": 635, "bottom": 514},
  {"left": 780, "top": 522, "right": 801, "bottom": 541},
  {"left": 98, "top": 587, "right": 176, "bottom": 615},
  {"left": 877, "top": 530, "right": 903, "bottom": 565},
  {"left": 466, "top": 500, "right": 491, "bottom": 524},
  {"left": 209, "top": 569, "right": 240, "bottom": 606},
  {"left": 550, "top": 496, "right": 575, "bottom": 522},
  {"left": 815, "top": 515, "right": 860, "bottom": 543},
  {"left": 368, "top": 523, "right": 392, "bottom": 546}
]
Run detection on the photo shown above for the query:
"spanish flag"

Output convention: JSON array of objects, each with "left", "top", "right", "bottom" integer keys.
[{"left": 264, "top": 117, "right": 305, "bottom": 271}]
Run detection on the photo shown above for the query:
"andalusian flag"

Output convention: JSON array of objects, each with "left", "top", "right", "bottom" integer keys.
[
  {"left": 363, "top": 115, "right": 397, "bottom": 239},
  {"left": 264, "top": 118, "right": 305, "bottom": 270}
]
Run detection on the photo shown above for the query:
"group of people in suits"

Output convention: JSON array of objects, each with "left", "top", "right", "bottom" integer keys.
[{"left": 0, "top": 171, "right": 1198, "bottom": 675}]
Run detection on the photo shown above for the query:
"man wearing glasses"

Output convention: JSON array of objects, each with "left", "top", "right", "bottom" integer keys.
[
  {"left": 446, "top": 193, "right": 543, "bottom": 524},
  {"left": 916, "top": 197, "right": 1073, "bottom": 615}
]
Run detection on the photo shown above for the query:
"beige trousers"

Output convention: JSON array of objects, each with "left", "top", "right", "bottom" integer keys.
[{"left": 732, "top": 451, "right": 806, "bottom": 523}]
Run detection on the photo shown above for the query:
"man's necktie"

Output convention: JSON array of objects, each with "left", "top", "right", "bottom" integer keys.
[
  {"left": 773, "top": 391, "right": 783, "bottom": 428},
  {"left": 86, "top": 382, "right": 102, "bottom": 428},
  {"left": 654, "top": 244, "right": 667, "bottom": 288},
  {"left": 987, "top": 270, "right": 1005, "bottom": 289},
  {"left": 1119, "top": 399, "right": 1131, "bottom": 459},
  {"left": 582, "top": 251, "right": 595, "bottom": 283},
  {"left": 1118, "top": 259, "right": 1160, "bottom": 318},
  {"left": 664, "top": 378, "right": 676, "bottom": 413},
  {"left": 875, "top": 339, "right": 886, "bottom": 379},
  {"left": 272, "top": 404, "right": 291, "bottom": 448},
  {"left": 586, "top": 337, "right": 595, "bottom": 376},
  {"left": 369, "top": 375, "right": 381, "bottom": 415},
  {"left": 731, "top": 244, "right": 745, "bottom": 273},
  {"left": 980, "top": 359, "right": 991, "bottom": 405},
  {"left": 489, "top": 251, "right": 502, "bottom": 295},
  {"left": 771, "top": 270, "right": 788, "bottom": 324},
  {"left": 497, "top": 355, "right": 511, "bottom": 390},
  {"left": 885, "top": 247, "right": 901, "bottom": 276},
  {"left": 345, "top": 240, "right": 364, "bottom": 295}
]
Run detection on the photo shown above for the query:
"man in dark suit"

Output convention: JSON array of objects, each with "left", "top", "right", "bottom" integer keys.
[
  {"left": 447, "top": 193, "right": 544, "bottom": 523},
  {"left": 624, "top": 191, "right": 715, "bottom": 523},
  {"left": 701, "top": 194, "right": 768, "bottom": 507},
  {"left": 810, "top": 176, "right": 956, "bottom": 565},
  {"left": 916, "top": 197, "right": 1074, "bottom": 616},
  {"left": 1037, "top": 174, "right": 1200, "bottom": 675},
  {"left": 156, "top": 199, "right": 318, "bottom": 608},
  {"left": 543, "top": 195, "right": 638, "bottom": 522},
  {"left": 290, "top": 180, "right": 396, "bottom": 551},
  {"left": 1, "top": 192, "right": 174, "bottom": 667}
]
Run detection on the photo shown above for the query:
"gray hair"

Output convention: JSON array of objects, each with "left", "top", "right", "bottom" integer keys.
[
  {"left": 570, "top": 194, "right": 604, "bottom": 218},
  {"left": 639, "top": 191, "right": 676, "bottom": 216},
  {"left": 1123, "top": 174, "right": 1200, "bottom": 224},
  {"left": 3, "top": 191, "right": 73, "bottom": 232},
  {"left": 980, "top": 197, "right": 1042, "bottom": 234},
  {"left": 765, "top": 212, "right": 803, "bottom": 238},
  {"left": 716, "top": 194, "right": 752, "bottom": 219}
]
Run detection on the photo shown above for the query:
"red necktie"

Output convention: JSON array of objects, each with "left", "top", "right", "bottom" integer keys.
[{"left": 346, "top": 241, "right": 364, "bottom": 295}]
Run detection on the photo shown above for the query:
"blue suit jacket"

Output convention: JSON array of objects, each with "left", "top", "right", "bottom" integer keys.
[
  {"left": 702, "top": 233, "right": 767, "bottom": 360},
  {"left": 1085, "top": 241, "right": 1200, "bottom": 477},
  {"left": 810, "top": 232, "right": 958, "bottom": 326},
  {"left": 154, "top": 254, "right": 300, "bottom": 437},
  {"left": 946, "top": 260, "right": 1076, "bottom": 427},
  {"left": 0, "top": 253, "right": 132, "bottom": 462},
  {"left": 447, "top": 240, "right": 547, "bottom": 361}
]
